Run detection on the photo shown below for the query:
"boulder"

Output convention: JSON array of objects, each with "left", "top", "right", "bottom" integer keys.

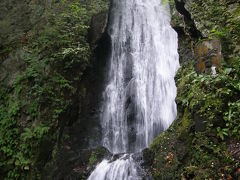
[{"left": 195, "top": 39, "right": 222, "bottom": 73}]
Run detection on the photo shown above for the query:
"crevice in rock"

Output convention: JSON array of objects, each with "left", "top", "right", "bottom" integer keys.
[{"left": 174, "top": 0, "right": 202, "bottom": 39}]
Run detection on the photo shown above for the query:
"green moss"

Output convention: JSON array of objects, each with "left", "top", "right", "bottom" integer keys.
[
  {"left": 89, "top": 152, "right": 98, "bottom": 165},
  {"left": 0, "top": 0, "right": 109, "bottom": 178},
  {"left": 177, "top": 108, "right": 192, "bottom": 136},
  {"left": 150, "top": 38, "right": 239, "bottom": 178},
  {"left": 149, "top": 60, "right": 240, "bottom": 178},
  {"left": 149, "top": 117, "right": 184, "bottom": 179}
]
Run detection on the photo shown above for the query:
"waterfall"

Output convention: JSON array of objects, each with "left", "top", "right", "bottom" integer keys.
[
  {"left": 88, "top": 154, "right": 141, "bottom": 180},
  {"left": 88, "top": 0, "right": 179, "bottom": 179}
]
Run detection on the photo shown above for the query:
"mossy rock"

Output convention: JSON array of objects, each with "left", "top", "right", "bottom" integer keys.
[
  {"left": 146, "top": 112, "right": 191, "bottom": 179},
  {"left": 146, "top": 106, "right": 237, "bottom": 179},
  {"left": 177, "top": 108, "right": 192, "bottom": 136}
]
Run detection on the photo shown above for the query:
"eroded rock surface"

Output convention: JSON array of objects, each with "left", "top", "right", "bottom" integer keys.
[{"left": 195, "top": 39, "right": 222, "bottom": 73}]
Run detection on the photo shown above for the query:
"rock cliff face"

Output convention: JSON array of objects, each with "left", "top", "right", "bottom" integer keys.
[
  {"left": 0, "top": 1, "right": 56, "bottom": 178},
  {"left": 170, "top": 0, "right": 239, "bottom": 61},
  {"left": 0, "top": 0, "right": 109, "bottom": 179},
  {"left": 1, "top": 0, "right": 239, "bottom": 179},
  {"left": 51, "top": 11, "right": 112, "bottom": 179},
  {"left": 0, "top": 0, "right": 53, "bottom": 46},
  {"left": 144, "top": 0, "right": 240, "bottom": 179},
  {"left": 0, "top": 0, "right": 53, "bottom": 84}
]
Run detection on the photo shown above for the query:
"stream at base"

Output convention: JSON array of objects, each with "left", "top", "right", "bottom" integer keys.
[{"left": 88, "top": 154, "right": 142, "bottom": 180}]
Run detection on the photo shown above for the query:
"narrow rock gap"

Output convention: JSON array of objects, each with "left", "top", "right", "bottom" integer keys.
[{"left": 174, "top": 0, "right": 202, "bottom": 39}]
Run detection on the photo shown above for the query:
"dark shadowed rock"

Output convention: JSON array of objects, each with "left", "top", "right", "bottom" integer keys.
[
  {"left": 44, "top": 146, "right": 111, "bottom": 180},
  {"left": 0, "top": 49, "right": 26, "bottom": 86},
  {"left": 89, "top": 11, "right": 108, "bottom": 48},
  {"left": 194, "top": 113, "right": 206, "bottom": 132},
  {"left": 142, "top": 148, "right": 154, "bottom": 167}
]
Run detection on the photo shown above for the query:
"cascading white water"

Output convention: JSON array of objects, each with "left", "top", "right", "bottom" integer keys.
[
  {"left": 88, "top": 0, "right": 179, "bottom": 179},
  {"left": 88, "top": 154, "right": 141, "bottom": 180}
]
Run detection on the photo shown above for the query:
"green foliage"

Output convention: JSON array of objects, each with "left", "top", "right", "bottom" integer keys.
[
  {"left": 190, "top": 0, "right": 240, "bottom": 58},
  {"left": 209, "top": 28, "right": 228, "bottom": 39},
  {"left": 89, "top": 152, "right": 98, "bottom": 165},
  {"left": 177, "top": 108, "right": 192, "bottom": 135},
  {"left": 162, "top": 0, "right": 174, "bottom": 5},
  {"left": 0, "top": 0, "right": 109, "bottom": 178},
  {"left": 177, "top": 61, "right": 240, "bottom": 140},
  {"left": 149, "top": 0, "right": 240, "bottom": 179},
  {"left": 153, "top": 28, "right": 240, "bottom": 176}
]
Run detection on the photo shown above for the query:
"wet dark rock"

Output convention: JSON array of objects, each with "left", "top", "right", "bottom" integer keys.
[
  {"left": 45, "top": 146, "right": 111, "bottom": 180},
  {"left": 89, "top": 11, "right": 109, "bottom": 48},
  {"left": 35, "top": 138, "right": 54, "bottom": 171},
  {"left": 49, "top": 10, "right": 112, "bottom": 179},
  {"left": 142, "top": 148, "right": 154, "bottom": 167},
  {"left": 177, "top": 34, "right": 194, "bottom": 65},
  {"left": 194, "top": 113, "right": 206, "bottom": 132},
  {"left": 170, "top": 2, "right": 196, "bottom": 66},
  {"left": 170, "top": 0, "right": 202, "bottom": 38},
  {"left": 228, "top": 141, "right": 240, "bottom": 161}
]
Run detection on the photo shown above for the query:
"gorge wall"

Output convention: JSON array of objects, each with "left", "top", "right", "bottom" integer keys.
[
  {"left": 0, "top": 0, "right": 110, "bottom": 179},
  {"left": 0, "top": 0, "right": 239, "bottom": 179}
]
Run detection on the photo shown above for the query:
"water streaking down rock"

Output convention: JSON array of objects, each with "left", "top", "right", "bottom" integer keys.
[{"left": 88, "top": 0, "right": 179, "bottom": 179}]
